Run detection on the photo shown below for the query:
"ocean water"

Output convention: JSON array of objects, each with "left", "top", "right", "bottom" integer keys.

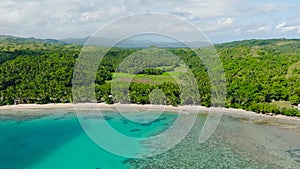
[{"left": 0, "top": 111, "right": 299, "bottom": 169}]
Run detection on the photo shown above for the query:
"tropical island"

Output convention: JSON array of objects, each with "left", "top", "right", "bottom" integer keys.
[{"left": 0, "top": 35, "right": 299, "bottom": 117}]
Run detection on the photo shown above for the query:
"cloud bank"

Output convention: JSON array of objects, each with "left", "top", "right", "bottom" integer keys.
[{"left": 0, "top": 0, "right": 299, "bottom": 43}]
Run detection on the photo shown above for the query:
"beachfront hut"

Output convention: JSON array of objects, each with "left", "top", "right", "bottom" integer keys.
[{"left": 14, "top": 98, "right": 20, "bottom": 105}]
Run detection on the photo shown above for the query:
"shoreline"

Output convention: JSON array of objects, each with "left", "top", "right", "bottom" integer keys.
[{"left": 0, "top": 103, "right": 299, "bottom": 122}]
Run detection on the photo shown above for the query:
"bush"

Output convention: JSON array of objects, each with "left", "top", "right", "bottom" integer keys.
[
  {"left": 137, "top": 68, "right": 165, "bottom": 75},
  {"left": 283, "top": 108, "right": 298, "bottom": 116}
]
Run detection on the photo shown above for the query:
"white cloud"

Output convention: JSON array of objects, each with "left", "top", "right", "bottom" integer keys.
[
  {"left": 276, "top": 22, "right": 300, "bottom": 33},
  {"left": 79, "top": 10, "right": 103, "bottom": 22},
  {"left": 0, "top": 0, "right": 299, "bottom": 42},
  {"left": 276, "top": 22, "right": 287, "bottom": 30},
  {"left": 218, "top": 17, "right": 235, "bottom": 26},
  {"left": 0, "top": 0, "right": 42, "bottom": 26},
  {"left": 258, "top": 26, "right": 271, "bottom": 31}
]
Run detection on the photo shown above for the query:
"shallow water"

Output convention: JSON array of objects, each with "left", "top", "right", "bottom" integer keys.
[{"left": 0, "top": 111, "right": 299, "bottom": 169}]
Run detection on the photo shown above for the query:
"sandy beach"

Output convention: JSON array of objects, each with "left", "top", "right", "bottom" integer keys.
[{"left": 0, "top": 103, "right": 299, "bottom": 122}]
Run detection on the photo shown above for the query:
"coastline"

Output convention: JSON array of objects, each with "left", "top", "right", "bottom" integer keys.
[{"left": 0, "top": 103, "right": 299, "bottom": 122}]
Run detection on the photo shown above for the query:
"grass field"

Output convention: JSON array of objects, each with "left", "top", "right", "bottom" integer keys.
[
  {"left": 108, "top": 64, "right": 188, "bottom": 84},
  {"left": 269, "top": 101, "right": 294, "bottom": 109}
]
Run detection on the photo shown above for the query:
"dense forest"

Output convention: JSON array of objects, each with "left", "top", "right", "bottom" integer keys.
[{"left": 0, "top": 36, "right": 299, "bottom": 116}]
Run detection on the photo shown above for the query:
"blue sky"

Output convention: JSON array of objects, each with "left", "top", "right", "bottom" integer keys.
[{"left": 0, "top": 0, "right": 299, "bottom": 43}]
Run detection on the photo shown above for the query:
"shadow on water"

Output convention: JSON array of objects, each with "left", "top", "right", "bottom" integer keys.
[
  {"left": 130, "top": 128, "right": 141, "bottom": 132},
  {"left": 101, "top": 111, "right": 178, "bottom": 138},
  {"left": 0, "top": 112, "right": 83, "bottom": 169},
  {"left": 287, "top": 148, "right": 300, "bottom": 163}
]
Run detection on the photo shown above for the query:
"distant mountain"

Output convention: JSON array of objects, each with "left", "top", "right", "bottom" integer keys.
[
  {"left": 59, "top": 37, "right": 90, "bottom": 45},
  {"left": 60, "top": 37, "right": 116, "bottom": 46},
  {"left": 60, "top": 36, "right": 211, "bottom": 48},
  {"left": 0, "top": 35, "right": 63, "bottom": 44},
  {"left": 3, "top": 35, "right": 300, "bottom": 49},
  {"left": 0, "top": 35, "right": 210, "bottom": 48},
  {"left": 116, "top": 39, "right": 211, "bottom": 48},
  {"left": 215, "top": 38, "right": 300, "bottom": 48}
]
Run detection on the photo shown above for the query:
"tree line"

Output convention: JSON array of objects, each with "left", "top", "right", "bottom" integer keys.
[{"left": 0, "top": 38, "right": 299, "bottom": 116}]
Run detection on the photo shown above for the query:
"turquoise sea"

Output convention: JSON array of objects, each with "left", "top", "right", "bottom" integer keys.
[{"left": 0, "top": 110, "right": 299, "bottom": 169}]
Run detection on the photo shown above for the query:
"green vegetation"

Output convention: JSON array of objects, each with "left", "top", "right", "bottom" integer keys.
[
  {"left": 286, "top": 60, "right": 300, "bottom": 78},
  {"left": 216, "top": 39, "right": 300, "bottom": 115},
  {"left": 0, "top": 37, "right": 299, "bottom": 116},
  {"left": 137, "top": 68, "right": 165, "bottom": 75}
]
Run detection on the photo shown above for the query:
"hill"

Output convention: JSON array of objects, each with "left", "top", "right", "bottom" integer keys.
[
  {"left": 0, "top": 37, "right": 299, "bottom": 116},
  {"left": 0, "top": 35, "right": 63, "bottom": 45},
  {"left": 60, "top": 36, "right": 210, "bottom": 48}
]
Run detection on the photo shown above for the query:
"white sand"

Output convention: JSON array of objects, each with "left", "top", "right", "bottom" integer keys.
[{"left": 0, "top": 103, "right": 299, "bottom": 122}]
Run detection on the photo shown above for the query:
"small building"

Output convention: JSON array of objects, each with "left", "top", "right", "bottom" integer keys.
[
  {"left": 14, "top": 98, "right": 20, "bottom": 105},
  {"left": 298, "top": 103, "right": 300, "bottom": 111}
]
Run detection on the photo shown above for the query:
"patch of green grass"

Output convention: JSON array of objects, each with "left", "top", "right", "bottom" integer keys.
[
  {"left": 174, "top": 64, "right": 187, "bottom": 72},
  {"left": 269, "top": 101, "right": 294, "bottom": 109},
  {"left": 286, "top": 60, "right": 300, "bottom": 78},
  {"left": 107, "top": 63, "right": 194, "bottom": 85},
  {"left": 276, "top": 41, "right": 297, "bottom": 46},
  {"left": 110, "top": 73, "right": 176, "bottom": 84},
  {"left": 112, "top": 72, "right": 134, "bottom": 79},
  {"left": 156, "top": 65, "right": 174, "bottom": 70},
  {"left": 109, "top": 64, "right": 189, "bottom": 84},
  {"left": 167, "top": 71, "right": 183, "bottom": 77},
  {"left": 137, "top": 75, "right": 176, "bottom": 83}
]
